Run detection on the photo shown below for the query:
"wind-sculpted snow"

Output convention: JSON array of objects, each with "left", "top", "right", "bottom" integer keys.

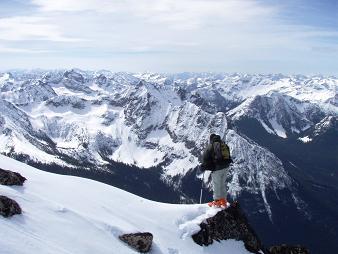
[{"left": 0, "top": 69, "right": 336, "bottom": 214}]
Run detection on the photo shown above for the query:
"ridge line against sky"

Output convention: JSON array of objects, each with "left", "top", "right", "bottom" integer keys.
[{"left": 0, "top": 0, "right": 337, "bottom": 75}]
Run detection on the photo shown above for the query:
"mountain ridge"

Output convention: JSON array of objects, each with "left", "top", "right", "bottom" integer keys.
[{"left": 0, "top": 69, "right": 337, "bottom": 253}]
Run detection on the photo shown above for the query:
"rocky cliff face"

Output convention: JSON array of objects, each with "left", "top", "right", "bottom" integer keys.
[
  {"left": 192, "top": 202, "right": 310, "bottom": 254},
  {"left": 0, "top": 168, "right": 25, "bottom": 218},
  {"left": 192, "top": 202, "right": 263, "bottom": 253}
]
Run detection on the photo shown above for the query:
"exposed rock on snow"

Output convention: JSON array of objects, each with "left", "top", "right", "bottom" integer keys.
[
  {"left": 298, "top": 136, "right": 312, "bottom": 143},
  {"left": 313, "top": 115, "right": 337, "bottom": 137},
  {"left": 119, "top": 232, "right": 153, "bottom": 253},
  {"left": 0, "top": 195, "right": 22, "bottom": 217},
  {"left": 268, "top": 244, "right": 310, "bottom": 254},
  {"left": 192, "top": 202, "right": 262, "bottom": 253},
  {"left": 0, "top": 168, "right": 26, "bottom": 186}
]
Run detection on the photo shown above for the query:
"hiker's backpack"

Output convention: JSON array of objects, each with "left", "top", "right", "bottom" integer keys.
[{"left": 212, "top": 140, "right": 230, "bottom": 163}]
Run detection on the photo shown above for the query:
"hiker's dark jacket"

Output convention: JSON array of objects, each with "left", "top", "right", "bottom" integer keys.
[{"left": 201, "top": 136, "right": 231, "bottom": 172}]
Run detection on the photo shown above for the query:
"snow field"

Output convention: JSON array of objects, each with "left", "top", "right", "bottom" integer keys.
[{"left": 0, "top": 155, "right": 250, "bottom": 254}]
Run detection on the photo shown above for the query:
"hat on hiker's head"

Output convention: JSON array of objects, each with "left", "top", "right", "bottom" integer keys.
[{"left": 209, "top": 133, "right": 216, "bottom": 141}]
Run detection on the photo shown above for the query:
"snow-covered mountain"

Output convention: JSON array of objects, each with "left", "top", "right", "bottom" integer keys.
[
  {"left": 228, "top": 92, "right": 325, "bottom": 138},
  {"left": 0, "top": 69, "right": 337, "bottom": 253},
  {"left": 0, "top": 154, "right": 255, "bottom": 254},
  {"left": 0, "top": 69, "right": 336, "bottom": 204}
]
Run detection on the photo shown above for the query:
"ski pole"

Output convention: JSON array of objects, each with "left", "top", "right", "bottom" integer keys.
[{"left": 199, "top": 171, "right": 205, "bottom": 204}]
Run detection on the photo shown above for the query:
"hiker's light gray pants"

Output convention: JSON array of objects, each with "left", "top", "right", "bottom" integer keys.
[{"left": 211, "top": 168, "right": 227, "bottom": 200}]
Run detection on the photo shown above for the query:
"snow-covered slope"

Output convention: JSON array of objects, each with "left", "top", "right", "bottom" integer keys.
[{"left": 0, "top": 154, "right": 251, "bottom": 254}]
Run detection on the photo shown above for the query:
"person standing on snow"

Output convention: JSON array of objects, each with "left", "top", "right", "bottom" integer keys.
[{"left": 200, "top": 133, "right": 232, "bottom": 208}]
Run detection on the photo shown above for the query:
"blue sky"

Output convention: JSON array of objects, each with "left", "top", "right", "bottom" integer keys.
[{"left": 0, "top": 0, "right": 337, "bottom": 75}]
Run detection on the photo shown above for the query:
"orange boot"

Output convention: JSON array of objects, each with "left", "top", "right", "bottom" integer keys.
[
  {"left": 208, "top": 198, "right": 228, "bottom": 208},
  {"left": 218, "top": 198, "right": 228, "bottom": 208},
  {"left": 208, "top": 200, "right": 219, "bottom": 207}
]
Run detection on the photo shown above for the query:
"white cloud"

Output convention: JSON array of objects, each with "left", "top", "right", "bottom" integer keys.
[
  {"left": 0, "top": 45, "right": 49, "bottom": 53},
  {"left": 31, "top": 0, "right": 276, "bottom": 30},
  {"left": 0, "top": 16, "right": 82, "bottom": 42},
  {"left": 31, "top": 0, "right": 119, "bottom": 12},
  {"left": 0, "top": 0, "right": 336, "bottom": 74}
]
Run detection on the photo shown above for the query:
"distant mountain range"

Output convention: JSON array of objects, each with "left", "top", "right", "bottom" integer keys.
[{"left": 0, "top": 69, "right": 337, "bottom": 253}]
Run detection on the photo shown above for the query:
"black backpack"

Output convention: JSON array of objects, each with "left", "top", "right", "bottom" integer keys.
[{"left": 212, "top": 139, "right": 230, "bottom": 163}]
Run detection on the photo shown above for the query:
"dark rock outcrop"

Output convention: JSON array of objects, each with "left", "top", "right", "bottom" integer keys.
[
  {"left": 0, "top": 195, "right": 22, "bottom": 217},
  {"left": 192, "top": 202, "right": 262, "bottom": 253},
  {"left": 0, "top": 168, "right": 26, "bottom": 186},
  {"left": 269, "top": 244, "right": 310, "bottom": 254},
  {"left": 119, "top": 232, "right": 153, "bottom": 253}
]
